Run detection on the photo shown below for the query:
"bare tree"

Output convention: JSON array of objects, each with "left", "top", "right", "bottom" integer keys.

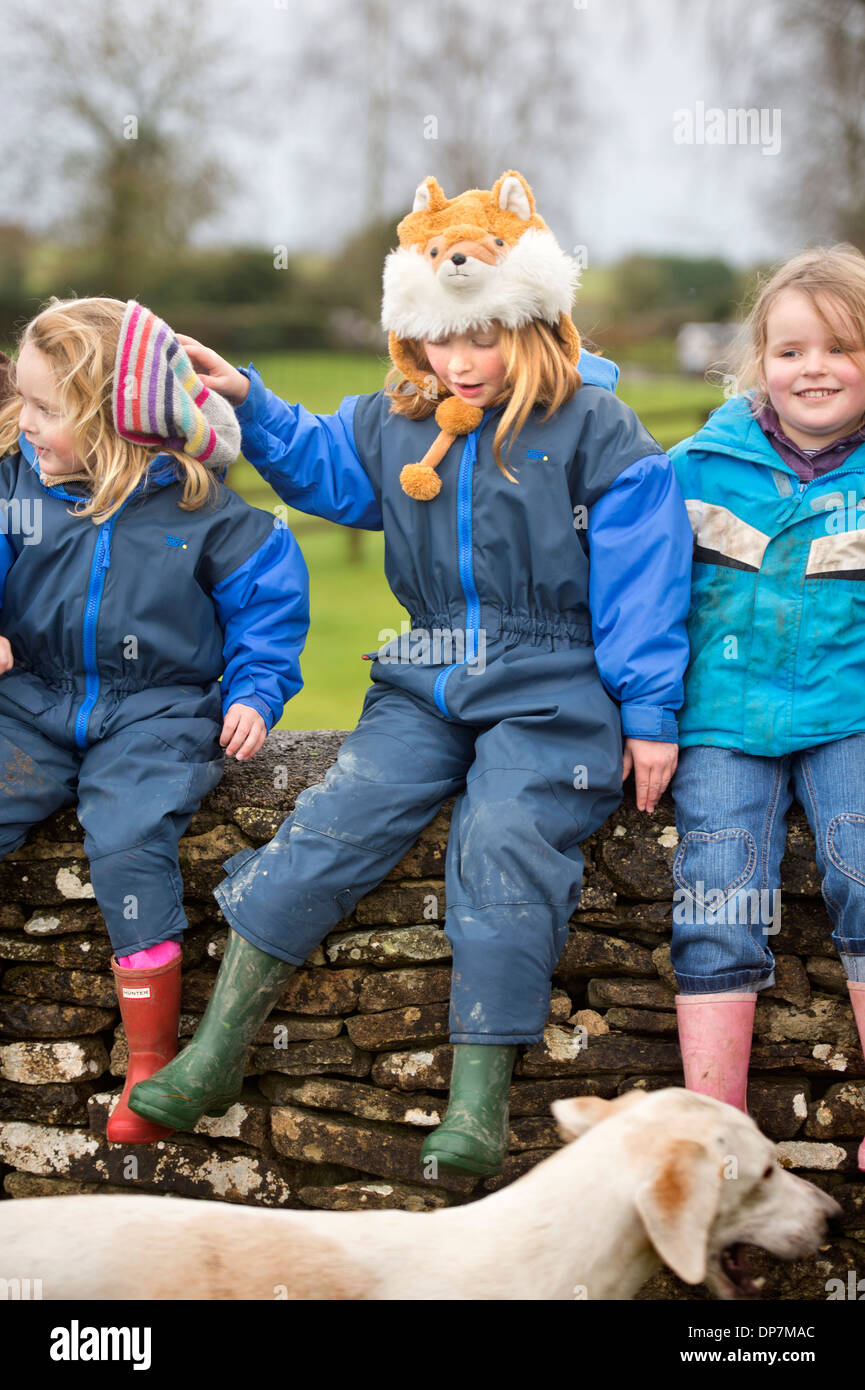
[
  {"left": 278, "top": 0, "right": 595, "bottom": 242},
  {"left": 682, "top": 0, "right": 865, "bottom": 249},
  {"left": 0, "top": 0, "right": 253, "bottom": 291}
]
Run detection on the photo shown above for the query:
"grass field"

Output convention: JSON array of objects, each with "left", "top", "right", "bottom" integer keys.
[{"left": 228, "top": 352, "right": 723, "bottom": 731}]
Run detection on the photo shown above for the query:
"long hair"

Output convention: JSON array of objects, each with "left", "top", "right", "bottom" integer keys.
[
  {"left": 0, "top": 296, "right": 222, "bottom": 523},
  {"left": 720, "top": 244, "right": 865, "bottom": 414},
  {"left": 385, "top": 319, "right": 582, "bottom": 481}
]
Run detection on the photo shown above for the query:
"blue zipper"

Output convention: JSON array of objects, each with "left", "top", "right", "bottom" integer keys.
[
  {"left": 26, "top": 448, "right": 162, "bottom": 750},
  {"left": 73, "top": 519, "right": 115, "bottom": 749},
  {"left": 433, "top": 412, "right": 490, "bottom": 718}
]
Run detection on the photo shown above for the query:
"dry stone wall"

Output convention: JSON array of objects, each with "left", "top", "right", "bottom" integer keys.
[{"left": 1, "top": 730, "right": 863, "bottom": 1300}]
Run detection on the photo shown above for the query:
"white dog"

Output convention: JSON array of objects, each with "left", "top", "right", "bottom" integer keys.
[{"left": 0, "top": 1088, "right": 840, "bottom": 1300}]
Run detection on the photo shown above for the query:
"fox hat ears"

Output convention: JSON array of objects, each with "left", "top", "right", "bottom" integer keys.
[{"left": 382, "top": 169, "right": 582, "bottom": 393}]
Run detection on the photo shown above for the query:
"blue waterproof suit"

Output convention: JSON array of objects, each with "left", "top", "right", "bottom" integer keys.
[
  {"left": 0, "top": 439, "right": 308, "bottom": 954},
  {"left": 213, "top": 350, "right": 694, "bottom": 1044}
]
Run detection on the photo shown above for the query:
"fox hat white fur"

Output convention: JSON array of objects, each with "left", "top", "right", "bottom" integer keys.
[{"left": 381, "top": 170, "right": 582, "bottom": 365}]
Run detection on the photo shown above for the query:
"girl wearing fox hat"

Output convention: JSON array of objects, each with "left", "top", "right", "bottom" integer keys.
[{"left": 130, "top": 171, "right": 693, "bottom": 1177}]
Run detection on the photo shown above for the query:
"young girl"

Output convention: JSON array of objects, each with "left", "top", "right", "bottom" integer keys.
[
  {"left": 0, "top": 296, "right": 309, "bottom": 1145},
  {"left": 668, "top": 244, "right": 865, "bottom": 1168},
  {"left": 129, "top": 170, "right": 694, "bottom": 1177}
]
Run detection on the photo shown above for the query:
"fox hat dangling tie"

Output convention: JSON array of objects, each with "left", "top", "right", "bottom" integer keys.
[{"left": 381, "top": 169, "right": 583, "bottom": 499}]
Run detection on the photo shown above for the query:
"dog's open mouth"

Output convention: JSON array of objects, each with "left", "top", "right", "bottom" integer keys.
[{"left": 717, "top": 1244, "right": 759, "bottom": 1298}]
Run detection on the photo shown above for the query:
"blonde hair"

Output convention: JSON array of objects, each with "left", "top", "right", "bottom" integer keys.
[
  {"left": 721, "top": 244, "right": 865, "bottom": 414},
  {"left": 0, "top": 296, "right": 222, "bottom": 523},
  {"left": 385, "top": 319, "right": 581, "bottom": 481}
]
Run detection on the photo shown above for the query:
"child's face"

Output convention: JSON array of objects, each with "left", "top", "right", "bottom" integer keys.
[
  {"left": 423, "top": 330, "right": 508, "bottom": 408},
  {"left": 761, "top": 288, "right": 865, "bottom": 451},
  {"left": 16, "top": 342, "right": 82, "bottom": 475}
]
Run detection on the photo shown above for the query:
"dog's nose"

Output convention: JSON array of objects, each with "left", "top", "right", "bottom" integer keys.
[{"left": 450, "top": 252, "right": 467, "bottom": 265}]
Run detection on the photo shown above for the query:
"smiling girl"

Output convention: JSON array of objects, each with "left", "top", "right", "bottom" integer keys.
[{"left": 668, "top": 244, "right": 865, "bottom": 1169}]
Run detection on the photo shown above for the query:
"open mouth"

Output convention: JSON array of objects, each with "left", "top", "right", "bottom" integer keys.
[{"left": 712, "top": 1244, "right": 759, "bottom": 1298}]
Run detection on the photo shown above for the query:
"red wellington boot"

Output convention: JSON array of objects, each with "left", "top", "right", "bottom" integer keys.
[{"left": 106, "top": 953, "right": 182, "bottom": 1143}]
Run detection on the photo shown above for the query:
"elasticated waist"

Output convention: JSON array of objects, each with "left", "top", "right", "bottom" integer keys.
[
  {"left": 15, "top": 659, "right": 218, "bottom": 695},
  {"left": 409, "top": 603, "right": 591, "bottom": 646}
]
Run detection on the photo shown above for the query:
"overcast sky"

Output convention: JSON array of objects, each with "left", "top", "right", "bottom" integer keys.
[{"left": 3, "top": 0, "right": 808, "bottom": 269}]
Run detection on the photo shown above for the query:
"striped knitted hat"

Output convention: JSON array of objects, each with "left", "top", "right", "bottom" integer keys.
[{"left": 112, "top": 300, "right": 240, "bottom": 467}]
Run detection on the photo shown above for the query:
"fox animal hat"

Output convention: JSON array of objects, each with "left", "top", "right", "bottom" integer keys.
[
  {"left": 113, "top": 300, "right": 241, "bottom": 469},
  {"left": 381, "top": 170, "right": 582, "bottom": 499}
]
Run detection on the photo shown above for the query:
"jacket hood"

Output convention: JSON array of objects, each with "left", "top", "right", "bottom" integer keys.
[{"left": 675, "top": 394, "right": 787, "bottom": 469}]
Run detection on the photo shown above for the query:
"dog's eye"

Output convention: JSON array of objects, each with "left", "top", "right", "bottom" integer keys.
[
  {"left": 495, "top": 238, "right": 504, "bottom": 245},
  {"left": 762, "top": 1164, "right": 774, "bottom": 1179},
  {"left": 430, "top": 247, "right": 438, "bottom": 257}
]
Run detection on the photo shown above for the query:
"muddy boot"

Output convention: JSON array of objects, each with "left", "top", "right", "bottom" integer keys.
[
  {"left": 128, "top": 929, "right": 295, "bottom": 1132},
  {"left": 420, "top": 1044, "right": 517, "bottom": 1177}
]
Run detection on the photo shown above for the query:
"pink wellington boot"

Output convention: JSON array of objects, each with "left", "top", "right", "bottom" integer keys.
[
  {"left": 675, "top": 992, "right": 757, "bottom": 1112},
  {"left": 846, "top": 982, "right": 865, "bottom": 1171}
]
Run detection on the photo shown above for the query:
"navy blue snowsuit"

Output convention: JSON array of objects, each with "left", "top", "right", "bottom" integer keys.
[
  {"left": 0, "top": 438, "right": 308, "bottom": 954},
  {"left": 213, "top": 350, "right": 694, "bottom": 1044}
]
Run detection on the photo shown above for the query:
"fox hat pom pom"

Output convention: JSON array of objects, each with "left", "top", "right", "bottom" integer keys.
[
  {"left": 398, "top": 396, "right": 484, "bottom": 499},
  {"left": 381, "top": 170, "right": 581, "bottom": 500}
]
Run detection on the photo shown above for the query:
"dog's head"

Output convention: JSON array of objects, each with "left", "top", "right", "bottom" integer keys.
[{"left": 551, "top": 1087, "right": 840, "bottom": 1299}]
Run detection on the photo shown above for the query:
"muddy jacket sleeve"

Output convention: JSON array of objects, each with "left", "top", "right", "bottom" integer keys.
[
  {"left": 233, "top": 365, "right": 383, "bottom": 529},
  {"left": 210, "top": 523, "right": 310, "bottom": 731},
  {"left": 587, "top": 451, "right": 692, "bottom": 742}
]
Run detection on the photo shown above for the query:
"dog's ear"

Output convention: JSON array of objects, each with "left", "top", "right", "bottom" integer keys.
[
  {"left": 634, "top": 1138, "right": 722, "bottom": 1286},
  {"left": 551, "top": 1090, "right": 648, "bottom": 1143}
]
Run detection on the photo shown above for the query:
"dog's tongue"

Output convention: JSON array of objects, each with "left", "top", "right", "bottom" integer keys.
[{"left": 722, "top": 1244, "right": 758, "bottom": 1296}]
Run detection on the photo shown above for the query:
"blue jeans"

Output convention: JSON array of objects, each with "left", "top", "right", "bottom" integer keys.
[{"left": 670, "top": 738, "right": 865, "bottom": 993}]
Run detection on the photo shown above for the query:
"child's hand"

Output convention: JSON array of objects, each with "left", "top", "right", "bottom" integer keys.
[
  {"left": 220, "top": 703, "right": 267, "bottom": 761},
  {"left": 622, "top": 737, "right": 678, "bottom": 814},
  {"left": 0, "top": 636, "right": 13, "bottom": 673},
  {"left": 176, "top": 335, "right": 251, "bottom": 407}
]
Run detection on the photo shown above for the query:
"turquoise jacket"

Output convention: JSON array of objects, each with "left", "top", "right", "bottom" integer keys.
[{"left": 670, "top": 394, "right": 865, "bottom": 755}]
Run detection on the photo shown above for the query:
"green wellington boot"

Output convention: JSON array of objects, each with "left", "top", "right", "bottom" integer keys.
[
  {"left": 128, "top": 929, "right": 296, "bottom": 1132},
  {"left": 420, "top": 1044, "right": 517, "bottom": 1177}
]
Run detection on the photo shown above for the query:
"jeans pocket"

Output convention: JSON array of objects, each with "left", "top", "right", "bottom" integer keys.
[
  {"left": 826, "top": 813, "right": 865, "bottom": 888},
  {"left": 673, "top": 827, "right": 757, "bottom": 907}
]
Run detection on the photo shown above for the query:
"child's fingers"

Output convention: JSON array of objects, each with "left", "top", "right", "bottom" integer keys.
[
  {"left": 233, "top": 727, "right": 264, "bottom": 762},
  {"left": 0, "top": 636, "right": 13, "bottom": 673},
  {"left": 177, "top": 336, "right": 227, "bottom": 378},
  {"left": 219, "top": 709, "right": 242, "bottom": 751},
  {"left": 631, "top": 749, "right": 676, "bottom": 812},
  {"left": 221, "top": 706, "right": 266, "bottom": 759}
]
